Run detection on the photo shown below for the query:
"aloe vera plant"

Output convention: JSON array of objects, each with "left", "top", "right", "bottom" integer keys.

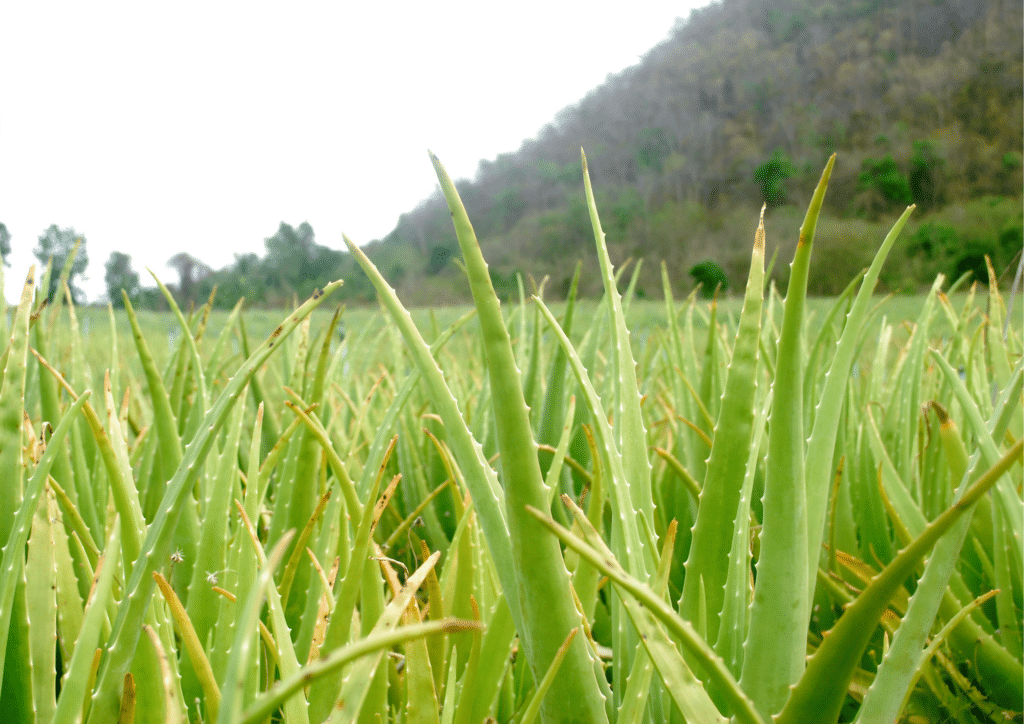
[{"left": 0, "top": 149, "right": 1019, "bottom": 724}]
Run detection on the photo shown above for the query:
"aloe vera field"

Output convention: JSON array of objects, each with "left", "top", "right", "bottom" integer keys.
[{"left": 1, "top": 152, "right": 1021, "bottom": 724}]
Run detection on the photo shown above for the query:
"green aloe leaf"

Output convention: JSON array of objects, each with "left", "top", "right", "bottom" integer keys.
[
  {"left": 681, "top": 205, "right": 766, "bottom": 647},
  {"left": 430, "top": 150, "right": 607, "bottom": 724},
  {"left": 777, "top": 436, "right": 1023, "bottom": 724},
  {"left": 525, "top": 499, "right": 764, "bottom": 724},
  {"left": 740, "top": 155, "right": 834, "bottom": 718},
  {"left": 88, "top": 281, "right": 341, "bottom": 723},
  {"left": 0, "top": 391, "right": 92, "bottom": 683}
]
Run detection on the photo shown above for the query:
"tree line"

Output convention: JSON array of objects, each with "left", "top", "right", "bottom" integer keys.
[{"left": 0, "top": 221, "right": 367, "bottom": 311}]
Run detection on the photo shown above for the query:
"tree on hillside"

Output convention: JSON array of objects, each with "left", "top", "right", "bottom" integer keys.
[
  {"left": 34, "top": 225, "right": 88, "bottom": 303},
  {"left": 263, "top": 222, "right": 343, "bottom": 301},
  {"left": 0, "top": 223, "right": 11, "bottom": 266},
  {"left": 105, "top": 251, "right": 141, "bottom": 307},
  {"left": 167, "top": 252, "right": 211, "bottom": 309}
]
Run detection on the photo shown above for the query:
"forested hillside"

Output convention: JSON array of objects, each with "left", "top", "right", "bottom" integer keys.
[{"left": 191, "top": 0, "right": 1022, "bottom": 308}]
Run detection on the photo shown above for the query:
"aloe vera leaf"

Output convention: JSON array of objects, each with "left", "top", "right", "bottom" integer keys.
[
  {"left": 382, "top": 477, "right": 448, "bottom": 556},
  {"left": 306, "top": 439, "right": 396, "bottom": 722},
  {"left": 984, "top": 259, "right": 1014, "bottom": 388},
  {"left": 33, "top": 308, "right": 80, "bottom": 519},
  {"left": 205, "top": 299, "right": 245, "bottom": 386},
  {"left": 581, "top": 151, "right": 656, "bottom": 545},
  {"left": 27, "top": 480, "right": 59, "bottom": 722},
  {"left": 102, "top": 370, "right": 150, "bottom": 565},
  {"left": 140, "top": 623, "right": 186, "bottom": 724},
  {"left": 450, "top": 596, "right": 483, "bottom": 724},
  {"left": 225, "top": 407, "right": 262, "bottom": 708},
  {"left": 930, "top": 349, "right": 1024, "bottom": 549},
  {"left": 536, "top": 293, "right": 654, "bottom": 700},
  {"left": 740, "top": 155, "right": 834, "bottom": 718},
  {"left": 516, "top": 628, "right": 580, "bottom": 724},
  {"left": 237, "top": 315, "right": 282, "bottom": 447},
  {"left": 534, "top": 298, "right": 646, "bottom": 577},
  {"left": 397, "top": 421, "right": 450, "bottom": 555},
  {"left": 526, "top": 499, "right": 763, "bottom": 724},
  {"left": 52, "top": 518, "right": 121, "bottom": 724},
  {"left": 879, "top": 590, "right": 998, "bottom": 724},
  {"left": 466, "top": 594, "right": 516, "bottom": 724},
  {"left": 88, "top": 281, "right": 340, "bottom": 723},
  {"left": 543, "top": 395, "right": 577, "bottom": 506},
  {"left": 291, "top": 470, "right": 340, "bottom": 666},
  {"left": 521, "top": 285, "right": 544, "bottom": 423},
  {"left": 32, "top": 353, "right": 145, "bottom": 568},
  {"left": 252, "top": 523, "right": 311, "bottom": 724},
  {"left": 341, "top": 235, "right": 520, "bottom": 631},
  {"left": 325, "top": 553, "right": 445, "bottom": 724},
  {"left": 151, "top": 270, "right": 209, "bottom": 417},
  {"left": 855, "top": 408, "right": 991, "bottom": 722},
  {"left": 681, "top": 206, "right": 766, "bottom": 647},
  {"left": 279, "top": 488, "right": 332, "bottom": 610},
  {"left": 0, "top": 391, "right": 91, "bottom": 684},
  {"left": 776, "top": 436, "right": 1023, "bottom": 724},
  {"left": 401, "top": 592, "right": 441, "bottom": 724},
  {"left": 989, "top": 362, "right": 1023, "bottom": 445},
  {"left": 440, "top": 641, "right": 461, "bottom": 724},
  {"left": 801, "top": 270, "right": 864, "bottom": 426},
  {"left": 180, "top": 386, "right": 249, "bottom": 706},
  {"left": 990, "top": 506, "right": 1022, "bottom": 660},
  {"left": 419, "top": 539, "right": 449, "bottom": 698},
  {"left": 537, "top": 262, "right": 581, "bottom": 490},
  {"left": 0, "top": 268, "right": 34, "bottom": 536},
  {"left": 152, "top": 571, "right": 220, "bottom": 721},
  {"left": 890, "top": 276, "right": 942, "bottom": 486},
  {"left": 617, "top": 519, "right": 678, "bottom": 724},
  {"left": 281, "top": 399, "right": 361, "bottom": 521},
  {"left": 123, "top": 293, "right": 183, "bottom": 477},
  {"left": 433, "top": 465, "right": 476, "bottom": 677},
  {"left": 279, "top": 313, "right": 342, "bottom": 627},
  {"left": 51, "top": 485, "right": 88, "bottom": 666},
  {"left": 714, "top": 385, "right": 772, "bottom": 680},
  {"left": 241, "top": 619, "right": 475, "bottom": 724},
  {"left": 216, "top": 531, "right": 294, "bottom": 724},
  {"left": 431, "top": 150, "right": 608, "bottom": 723},
  {"left": 696, "top": 298, "right": 721, "bottom": 467}
]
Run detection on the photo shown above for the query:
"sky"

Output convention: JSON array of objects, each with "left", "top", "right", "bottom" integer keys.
[{"left": 1, "top": 0, "right": 710, "bottom": 304}]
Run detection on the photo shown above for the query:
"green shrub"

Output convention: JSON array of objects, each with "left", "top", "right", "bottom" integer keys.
[
  {"left": 754, "top": 149, "right": 795, "bottom": 206},
  {"left": 689, "top": 259, "right": 729, "bottom": 297},
  {"left": 909, "top": 140, "right": 945, "bottom": 210},
  {"left": 859, "top": 155, "right": 912, "bottom": 206}
]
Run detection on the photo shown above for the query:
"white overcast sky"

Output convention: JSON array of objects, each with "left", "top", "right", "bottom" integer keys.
[{"left": 1, "top": 0, "right": 709, "bottom": 303}]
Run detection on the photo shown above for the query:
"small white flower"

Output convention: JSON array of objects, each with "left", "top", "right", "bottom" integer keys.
[{"left": 205, "top": 568, "right": 232, "bottom": 586}]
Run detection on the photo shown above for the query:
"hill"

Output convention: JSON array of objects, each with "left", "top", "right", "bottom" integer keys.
[{"left": 190, "top": 0, "right": 1022, "bottom": 309}]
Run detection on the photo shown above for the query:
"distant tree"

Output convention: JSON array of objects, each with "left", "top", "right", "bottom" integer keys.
[
  {"left": 34, "top": 225, "right": 88, "bottom": 303},
  {"left": 0, "top": 223, "right": 10, "bottom": 266},
  {"left": 263, "top": 222, "right": 343, "bottom": 300},
  {"left": 753, "top": 150, "right": 795, "bottom": 206},
  {"left": 859, "top": 155, "right": 912, "bottom": 205},
  {"left": 264, "top": 221, "right": 316, "bottom": 293},
  {"left": 909, "top": 140, "right": 945, "bottom": 210},
  {"left": 167, "top": 252, "right": 211, "bottom": 309},
  {"left": 105, "top": 251, "right": 141, "bottom": 307}
]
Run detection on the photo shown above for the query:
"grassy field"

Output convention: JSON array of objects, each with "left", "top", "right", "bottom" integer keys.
[{"left": 0, "top": 155, "right": 1021, "bottom": 724}]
